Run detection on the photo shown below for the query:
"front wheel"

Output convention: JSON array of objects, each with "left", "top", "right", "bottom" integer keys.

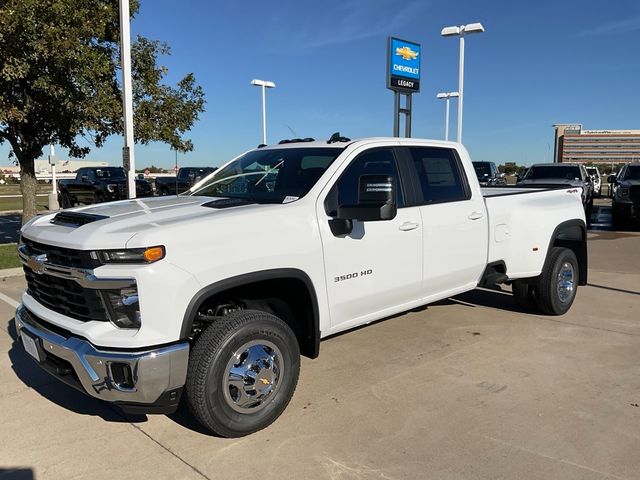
[
  {"left": 535, "top": 247, "right": 579, "bottom": 315},
  {"left": 59, "top": 192, "right": 72, "bottom": 209},
  {"left": 186, "top": 310, "right": 300, "bottom": 437}
]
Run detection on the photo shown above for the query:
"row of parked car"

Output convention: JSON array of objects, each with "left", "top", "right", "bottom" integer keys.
[
  {"left": 57, "top": 166, "right": 217, "bottom": 208},
  {"left": 59, "top": 160, "right": 638, "bottom": 228},
  {"left": 472, "top": 160, "right": 640, "bottom": 228},
  {"left": 472, "top": 161, "right": 595, "bottom": 216}
]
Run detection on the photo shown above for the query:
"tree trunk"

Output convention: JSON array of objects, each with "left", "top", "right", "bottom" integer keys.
[{"left": 20, "top": 157, "right": 38, "bottom": 225}]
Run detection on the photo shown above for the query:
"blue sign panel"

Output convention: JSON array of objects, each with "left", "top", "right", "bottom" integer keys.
[{"left": 387, "top": 37, "right": 421, "bottom": 92}]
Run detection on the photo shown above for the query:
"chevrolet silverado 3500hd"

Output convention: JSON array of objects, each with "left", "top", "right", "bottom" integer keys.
[{"left": 16, "top": 137, "right": 587, "bottom": 437}]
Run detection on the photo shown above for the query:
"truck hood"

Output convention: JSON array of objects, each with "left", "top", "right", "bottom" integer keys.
[{"left": 21, "top": 196, "right": 259, "bottom": 250}]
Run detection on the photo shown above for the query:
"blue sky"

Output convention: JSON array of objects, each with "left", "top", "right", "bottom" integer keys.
[{"left": 4, "top": 0, "right": 640, "bottom": 168}]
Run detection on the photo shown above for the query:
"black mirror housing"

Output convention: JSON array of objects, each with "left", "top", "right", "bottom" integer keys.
[{"left": 336, "top": 175, "right": 397, "bottom": 222}]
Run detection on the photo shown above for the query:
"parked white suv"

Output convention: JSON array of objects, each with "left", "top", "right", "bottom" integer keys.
[{"left": 16, "top": 137, "right": 588, "bottom": 437}]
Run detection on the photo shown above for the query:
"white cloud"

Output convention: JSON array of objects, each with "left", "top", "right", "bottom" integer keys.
[
  {"left": 266, "top": 0, "right": 427, "bottom": 51},
  {"left": 576, "top": 16, "right": 640, "bottom": 36}
]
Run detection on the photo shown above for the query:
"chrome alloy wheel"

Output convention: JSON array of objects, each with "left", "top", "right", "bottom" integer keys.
[
  {"left": 223, "top": 340, "right": 283, "bottom": 413},
  {"left": 556, "top": 262, "right": 575, "bottom": 303}
]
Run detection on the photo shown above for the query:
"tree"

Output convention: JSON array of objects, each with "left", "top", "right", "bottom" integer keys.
[{"left": 0, "top": 0, "right": 205, "bottom": 223}]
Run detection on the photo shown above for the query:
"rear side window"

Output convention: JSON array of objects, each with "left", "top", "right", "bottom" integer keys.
[
  {"left": 408, "top": 147, "right": 469, "bottom": 204},
  {"left": 325, "top": 148, "right": 404, "bottom": 215}
]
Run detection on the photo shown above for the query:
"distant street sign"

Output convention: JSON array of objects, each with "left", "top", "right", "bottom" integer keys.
[
  {"left": 387, "top": 37, "right": 421, "bottom": 93},
  {"left": 122, "top": 147, "right": 131, "bottom": 172}
]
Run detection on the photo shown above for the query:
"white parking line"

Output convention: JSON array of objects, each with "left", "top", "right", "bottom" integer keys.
[{"left": 0, "top": 291, "right": 20, "bottom": 309}]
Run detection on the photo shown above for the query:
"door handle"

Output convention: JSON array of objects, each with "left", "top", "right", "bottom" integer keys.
[
  {"left": 399, "top": 221, "right": 419, "bottom": 231},
  {"left": 468, "top": 211, "right": 484, "bottom": 220}
]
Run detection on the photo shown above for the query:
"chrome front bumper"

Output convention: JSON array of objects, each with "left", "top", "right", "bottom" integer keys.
[{"left": 15, "top": 305, "right": 189, "bottom": 412}]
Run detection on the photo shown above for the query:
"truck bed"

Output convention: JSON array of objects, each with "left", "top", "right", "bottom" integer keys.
[{"left": 481, "top": 186, "right": 585, "bottom": 279}]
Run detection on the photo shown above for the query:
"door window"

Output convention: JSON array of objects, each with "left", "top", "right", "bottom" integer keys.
[{"left": 408, "top": 147, "right": 470, "bottom": 204}]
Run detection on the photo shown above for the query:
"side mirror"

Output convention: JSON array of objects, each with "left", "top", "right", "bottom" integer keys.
[
  {"left": 337, "top": 175, "right": 397, "bottom": 222},
  {"left": 329, "top": 175, "right": 397, "bottom": 236}
]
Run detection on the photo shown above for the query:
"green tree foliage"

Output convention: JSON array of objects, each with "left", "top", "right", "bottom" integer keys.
[{"left": 0, "top": 0, "right": 205, "bottom": 222}]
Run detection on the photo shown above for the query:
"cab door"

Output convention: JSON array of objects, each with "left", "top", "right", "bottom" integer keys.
[
  {"left": 402, "top": 146, "right": 489, "bottom": 299},
  {"left": 316, "top": 146, "right": 423, "bottom": 332}
]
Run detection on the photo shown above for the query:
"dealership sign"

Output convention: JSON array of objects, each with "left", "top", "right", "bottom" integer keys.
[{"left": 387, "top": 37, "right": 421, "bottom": 92}]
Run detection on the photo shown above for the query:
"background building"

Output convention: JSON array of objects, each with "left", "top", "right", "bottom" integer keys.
[{"left": 553, "top": 124, "right": 640, "bottom": 165}]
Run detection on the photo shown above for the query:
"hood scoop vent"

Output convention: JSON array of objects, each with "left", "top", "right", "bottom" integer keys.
[
  {"left": 51, "top": 211, "right": 109, "bottom": 227},
  {"left": 202, "top": 198, "right": 256, "bottom": 209}
]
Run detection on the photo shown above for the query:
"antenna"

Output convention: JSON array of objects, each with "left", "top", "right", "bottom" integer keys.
[{"left": 284, "top": 124, "right": 297, "bottom": 137}]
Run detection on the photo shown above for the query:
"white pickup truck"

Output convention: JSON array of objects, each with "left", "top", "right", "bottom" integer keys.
[{"left": 16, "top": 137, "right": 588, "bottom": 437}]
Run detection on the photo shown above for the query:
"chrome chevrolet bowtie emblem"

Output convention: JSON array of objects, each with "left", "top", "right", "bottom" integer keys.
[{"left": 27, "top": 254, "right": 48, "bottom": 275}]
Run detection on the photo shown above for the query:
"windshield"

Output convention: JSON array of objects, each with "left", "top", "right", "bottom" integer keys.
[
  {"left": 473, "top": 162, "right": 492, "bottom": 178},
  {"left": 189, "top": 147, "right": 344, "bottom": 203},
  {"left": 95, "top": 167, "right": 126, "bottom": 179},
  {"left": 626, "top": 166, "right": 640, "bottom": 180},
  {"left": 524, "top": 165, "right": 581, "bottom": 180}
]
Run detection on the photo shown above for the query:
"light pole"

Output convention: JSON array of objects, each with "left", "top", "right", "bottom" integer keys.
[
  {"left": 441, "top": 22, "right": 484, "bottom": 143},
  {"left": 250, "top": 79, "right": 276, "bottom": 145},
  {"left": 119, "top": 0, "right": 136, "bottom": 198},
  {"left": 47, "top": 144, "right": 59, "bottom": 210},
  {"left": 436, "top": 92, "right": 459, "bottom": 141}
]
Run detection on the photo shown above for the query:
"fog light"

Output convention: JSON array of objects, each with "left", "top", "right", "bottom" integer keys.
[
  {"left": 110, "top": 362, "right": 134, "bottom": 389},
  {"left": 103, "top": 287, "right": 141, "bottom": 329}
]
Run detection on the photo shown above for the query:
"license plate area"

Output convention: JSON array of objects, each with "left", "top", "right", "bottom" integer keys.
[{"left": 21, "top": 330, "right": 43, "bottom": 362}]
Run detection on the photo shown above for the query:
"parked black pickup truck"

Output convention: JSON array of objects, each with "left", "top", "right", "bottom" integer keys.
[
  {"left": 58, "top": 167, "right": 153, "bottom": 207},
  {"left": 155, "top": 167, "right": 217, "bottom": 195},
  {"left": 472, "top": 161, "right": 506, "bottom": 187},
  {"left": 610, "top": 163, "right": 640, "bottom": 228}
]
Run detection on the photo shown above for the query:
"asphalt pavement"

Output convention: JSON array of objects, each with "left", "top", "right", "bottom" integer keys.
[
  {"left": 0, "top": 230, "right": 639, "bottom": 479},
  {"left": 0, "top": 214, "right": 20, "bottom": 244}
]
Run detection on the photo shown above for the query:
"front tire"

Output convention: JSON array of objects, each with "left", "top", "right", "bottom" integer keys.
[
  {"left": 186, "top": 310, "right": 300, "bottom": 437},
  {"left": 535, "top": 247, "right": 579, "bottom": 315},
  {"left": 59, "top": 192, "right": 72, "bottom": 209}
]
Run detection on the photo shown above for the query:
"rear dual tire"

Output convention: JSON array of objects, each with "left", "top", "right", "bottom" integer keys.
[{"left": 512, "top": 247, "right": 578, "bottom": 316}]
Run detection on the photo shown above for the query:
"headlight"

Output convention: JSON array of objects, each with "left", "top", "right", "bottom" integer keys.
[
  {"left": 102, "top": 287, "right": 141, "bottom": 329},
  {"left": 92, "top": 246, "right": 165, "bottom": 264},
  {"left": 107, "top": 184, "right": 118, "bottom": 193}
]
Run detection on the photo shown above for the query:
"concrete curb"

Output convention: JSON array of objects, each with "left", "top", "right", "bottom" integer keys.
[{"left": 0, "top": 267, "right": 23, "bottom": 279}]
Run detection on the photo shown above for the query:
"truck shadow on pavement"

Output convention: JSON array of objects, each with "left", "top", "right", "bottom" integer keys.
[
  {"left": 6, "top": 318, "right": 147, "bottom": 425},
  {"left": 452, "top": 287, "right": 529, "bottom": 314}
]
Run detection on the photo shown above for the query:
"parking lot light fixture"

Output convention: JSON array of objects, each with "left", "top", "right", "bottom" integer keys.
[
  {"left": 436, "top": 92, "right": 459, "bottom": 141},
  {"left": 441, "top": 22, "right": 485, "bottom": 143},
  {"left": 251, "top": 79, "right": 276, "bottom": 145}
]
